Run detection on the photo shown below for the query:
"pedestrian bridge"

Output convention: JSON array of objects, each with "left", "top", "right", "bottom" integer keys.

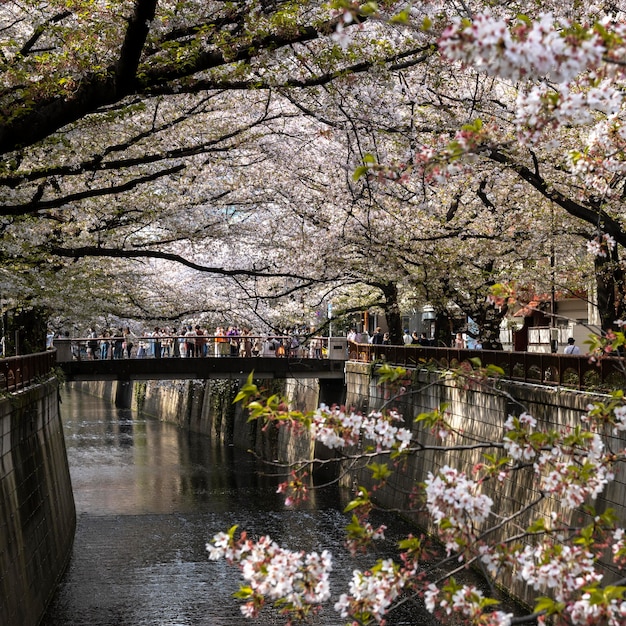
[{"left": 58, "top": 356, "right": 346, "bottom": 382}]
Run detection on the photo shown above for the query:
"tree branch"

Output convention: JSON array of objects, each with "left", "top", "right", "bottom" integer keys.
[
  {"left": 487, "top": 148, "right": 626, "bottom": 244},
  {"left": 47, "top": 245, "right": 324, "bottom": 281},
  {"left": 0, "top": 164, "right": 186, "bottom": 216}
]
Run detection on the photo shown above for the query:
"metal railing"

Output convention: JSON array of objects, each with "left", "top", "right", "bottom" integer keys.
[
  {"left": 349, "top": 342, "right": 626, "bottom": 392},
  {"left": 0, "top": 350, "right": 57, "bottom": 392},
  {"left": 52, "top": 335, "right": 339, "bottom": 361},
  {"left": 14, "top": 338, "right": 621, "bottom": 393}
]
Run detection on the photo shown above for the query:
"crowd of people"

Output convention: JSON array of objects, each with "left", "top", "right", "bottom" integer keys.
[
  {"left": 75, "top": 325, "right": 323, "bottom": 360},
  {"left": 64, "top": 325, "right": 447, "bottom": 361},
  {"left": 348, "top": 327, "right": 436, "bottom": 347},
  {"left": 52, "top": 324, "right": 584, "bottom": 361},
  {"left": 55, "top": 324, "right": 507, "bottom": 361}
]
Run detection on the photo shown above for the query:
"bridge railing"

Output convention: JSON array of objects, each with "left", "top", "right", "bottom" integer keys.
[
  {"left": 52, "top": 335, "right": 340, "bottom": 362},
  {"left": 50, "top": 335, "right": 626, "bottom": 391},
  {"left": 348, "top": 342, "right": 626, "bottom": 392},
  {"left": 0, "top": 350, "right": 57, "bottom": 392}
]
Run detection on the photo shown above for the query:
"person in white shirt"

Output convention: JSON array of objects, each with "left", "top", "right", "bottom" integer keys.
[{"left": 564, "top": 338, "right": 580, "bottom": 354}]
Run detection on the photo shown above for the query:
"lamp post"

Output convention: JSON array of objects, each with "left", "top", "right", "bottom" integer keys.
[
  {"left": 550, "top": 207, "right": 558, "bottom": 353},
  {"left": 327, "top": 300, "right": 332, "bottom": 338}
]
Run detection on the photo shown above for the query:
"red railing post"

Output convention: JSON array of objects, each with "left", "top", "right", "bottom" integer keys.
[{"left": 0, "top": 350, "right": 55, "bottom": 392}]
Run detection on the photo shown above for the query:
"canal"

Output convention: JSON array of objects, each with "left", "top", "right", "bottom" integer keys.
[{"left": 41, "top": 386, "right": 435, "bottom": 626}]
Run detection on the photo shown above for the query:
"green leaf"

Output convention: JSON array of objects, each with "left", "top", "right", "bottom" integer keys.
[
  {"left": 233, "top": 371, "right": 258, "bottom": 404},
  {"left": 353, "top": 165, "right": 369, "bottom": 181},
  {"left": 534, "top": 596, "right": 565, "bottom": 616},
  {"left": 367, "top": 462, "right": 392, "bottom": 481},
  {"left": 233, "top": 585, "right": 253, "bottom": 599},
  {"left": 390, "top": 9, "right": 410, "bottom": 24}
]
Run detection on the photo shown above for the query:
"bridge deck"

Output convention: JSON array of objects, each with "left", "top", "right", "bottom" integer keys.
[{"left": 58, "top": 356, "right": 346, "bottom": 381}]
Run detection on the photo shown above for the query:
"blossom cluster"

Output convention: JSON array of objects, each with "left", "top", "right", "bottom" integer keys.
[
  {"left": 334, "top": 559, "right": 409, "bottom": 623},
  {"left": 612, "top": 404, "right": 626, "bottom": 433},
  {"left": 568, "top": 594, "right": 626, "bottom": 625},
  {"left": 207, "top": 529, "right": 332, "bottom": 620},
  {"left": 439, "top": 13, "right": 604, "bottom": 83},
  {"left": 612, "top": 528, "right": 626, "bottom": 567},
  {"left": 311, "top": 404, "right": 413, "bottom": 452},
  {"left": 424, "top": 583, "right": 513, "bottom": 626},
  {"left": 330, "top": 5, "right": 365, "bottom": 50},
  {"left": 503, "top": 411, "right": 615, "bottom": 508},
  {"left": 438, "top": 11, "right": 626, "bottom": 179},
  {"left": 515, "top": 542, "right": 601, "bottom": 602},
  {"left": 424, "top": 465, "right": 493, "bottom": 554},
  {"left": 586, "top": 232, "right": 617, "bottom": 258}
]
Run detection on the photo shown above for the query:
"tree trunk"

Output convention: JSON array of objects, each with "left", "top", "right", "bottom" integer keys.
[
  {"left": 594, "top": 250, "right": 626, "bottom": 332},
  {"left": 380, "top": 282, "right": 403, "bottom": 345},
  {"left": 465, "top": 300, "right": 508, "bottom": 350},
  {"left": 434, "top": 310, "right": 453, "bottom": 346}
]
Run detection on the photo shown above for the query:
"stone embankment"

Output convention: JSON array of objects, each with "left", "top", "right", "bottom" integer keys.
[
  {"left": 0, "top": 379, "right": 76, "bottom": 626},
  {"left": 344, "top": 362, "right": 624, "bottom": 608}
]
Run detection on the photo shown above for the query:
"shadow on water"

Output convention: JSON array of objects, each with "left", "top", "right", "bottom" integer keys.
[{"left": 41, "top": 387, "right": 524, "bottom": 626}]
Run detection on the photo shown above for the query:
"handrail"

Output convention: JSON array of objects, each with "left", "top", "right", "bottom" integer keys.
[
  {"left": 44, "top": 338, "right": 626, "bottom": 392},
  {"left": 0, "top": 350, "right": 57, "bottom": 393},
  {"left": 52, "top": 335, "right": 334, "bottom": 361},
  {"left": 348, "top": 342, "right": 626, "bottom": 392},
  {"left": 52, "top": 334, "right": 320, "bottom": 342}
]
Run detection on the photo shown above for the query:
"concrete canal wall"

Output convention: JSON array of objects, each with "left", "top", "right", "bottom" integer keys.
[
  {"left": 0, "top": 379, "right": 75, "bottom": 626},
  {"left": 343, "top": 362, "right": 625, "bottom": 608}
]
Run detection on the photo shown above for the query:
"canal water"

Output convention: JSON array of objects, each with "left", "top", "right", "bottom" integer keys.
[{"left": 41, "top": 386, "right": 436, "bottom": 626}]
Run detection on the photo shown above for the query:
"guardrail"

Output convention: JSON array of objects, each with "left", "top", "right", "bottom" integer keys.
[
  {"left": 22, "top": 339, "right": 624, "bottom": 393},
  {"left": 348, "top": 342, "right": 626, "bottom": 392},
  {"left": 0, "top": 350, "right": 57, "bottom": 392},
  {"left": 52, "top": 335, "right": 339, "bottom": 361}
]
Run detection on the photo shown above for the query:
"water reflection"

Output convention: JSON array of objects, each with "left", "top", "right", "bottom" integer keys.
[{"left": 41, "top": 387, "right": 432, "bottom": 626}]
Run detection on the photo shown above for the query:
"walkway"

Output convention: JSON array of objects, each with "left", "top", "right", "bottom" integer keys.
[{"left": 58, "top": 355, "right": 346, "bottom": 381}]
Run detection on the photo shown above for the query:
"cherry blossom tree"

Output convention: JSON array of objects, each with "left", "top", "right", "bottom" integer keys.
[
  {"left": 0, "top": 0, "right": 595, "bottom": 335},
  {"left": 398, "top": 3, "right": 626, "bottom": 329}
]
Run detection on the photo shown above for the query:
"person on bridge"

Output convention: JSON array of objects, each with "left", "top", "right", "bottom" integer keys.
[
  {"left": 184, "top": 326, "right": 196, "bottom": 358},
  {"left": 227, "top": 326, "right": 239, "bottom": 357},
  {"left": 195, "top": 326, "right": 206, "bottom": 357},
  {"left": 123, "top": 327, "right": 135, "bottom": 359},
  {"left": 151, "top": 327, "right": 162, "bottom": 359},
  {"left": 215, "top": 326, "right": 229, "bottom": 357},
  {"left": 564, "top": 337, "right": 581, "bottom": 354},
  {"left": 371, "top": 327, "right": 384, "bottom": 345},
  {"left": 99, "top": 329, "right": 110, "bottom": 360},
  {"left": 87, "top": 328, "right": 99, "bottom": 360},
  {"left": 171, "top": 328, "right": 181, "bottom": 358}
]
